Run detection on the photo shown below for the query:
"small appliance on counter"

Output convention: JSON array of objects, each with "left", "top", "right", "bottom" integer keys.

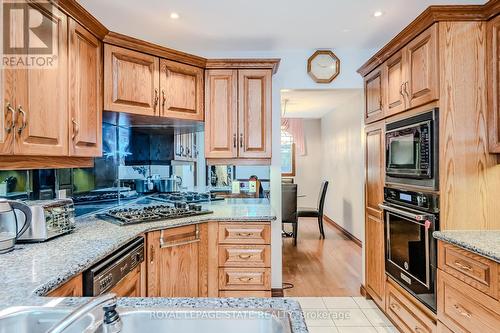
[
  {"left": 17, "top": 199, "right": 76, "bottom": 243},
  {"left": 0, "top": 199, "right": 32, "bottom": 254}
]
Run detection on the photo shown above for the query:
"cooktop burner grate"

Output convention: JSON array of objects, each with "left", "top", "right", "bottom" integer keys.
[{"left": 104, "top": 204, "right": 213, "bottom": 225}]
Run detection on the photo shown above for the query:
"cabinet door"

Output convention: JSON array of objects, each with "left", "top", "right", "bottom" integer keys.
[
  {"left": 238, "top": 69, "right": 272, "bottom": 158},
  {"left": 365, "top": 122, "right": 385, "bottom": 216},
  {"left": 366, "top": 213, "right": 386, "bottom": 309},
  {"left": 160, "top": 59, "right": 204, "bottom": 121},
  {"left": 406, "top": 24, "right": 439, "bottom": 109},
  {"left": 147, "top": 225, "right": 200, "bottom": 297},
  {"left": 0, "top": 67, "right": 15, "bottom": 155},
  {"left": 68, "top": 19, "right": 102, "bottom": 157},
  {"left": 110, "top": 265, "right": 142, "bottom": 297},
  {"left": 364, "top": 67, "right": 385, "bottom": 123},
  {"left": 385, "top": 50, "right": 406, "bottom": 116},
  {"left": 204, "top": 70, "right": 238, "bottom": 158},
  {"left": 488, "top": 15, "right": 500, "bottom": 153},
  {"left": 14, "top": 7, "right": 68, "bottom": 156},
  {"left": 104, "top": 45, "right": 159, "bottom": 116},
  {"left": 47, "top": 274, "right": 83, "bottom": 297}
]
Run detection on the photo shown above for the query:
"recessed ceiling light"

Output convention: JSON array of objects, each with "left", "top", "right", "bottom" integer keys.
[
  {"left": 342, "top": 29, "right": 351, "bottom": 33},
  {"left": 170, "top": 12, "right": 180, "bottom": 19},
  {"left": 373, "top": 10, "right": 383, "bottom": 17}
]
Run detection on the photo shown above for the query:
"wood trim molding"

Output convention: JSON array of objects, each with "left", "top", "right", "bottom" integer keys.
[
  {"left": 324, "top": 215, "right": 362, "bottom": 247},
  {"left": 103, "top": 31, "right": 207, "bottom": 68},
  {"left": 205, "top": 59, "right": 281, "bottom": 74},
  {"left": 206, "top": 158, "right": 271, "bottom": 166},
  {"left": 0, "top": 156, "right": 94, "bottom": 170},
  {"left": 271, "top": 288, "right": 284, "bottom": 297},
  {"left": 357, "top": 0, "right": 500, "bottom": 76},
  {"left": 360, "top": 284, "right": 369, "bottom": 298},
  {"left": 53, "top": 0, "right": 108, "bottom": 39}
]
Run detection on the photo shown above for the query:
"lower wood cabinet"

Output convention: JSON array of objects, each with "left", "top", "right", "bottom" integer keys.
[
  {"left": 147, "top": 223, "right": 208, "bottom": 297},
  {"left": 47, "top": 274, "right": 83, "bottom": 297},
  {"left": 385, "top": 279, "right": 436, "bottom": 333},
  {"left": 365, "top": 212, "right": 386, "bottom": 308}
]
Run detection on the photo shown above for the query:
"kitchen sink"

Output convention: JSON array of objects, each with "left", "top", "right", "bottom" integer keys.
[{"left": 0, "top": 307, "right": 292, "bottom": 333}]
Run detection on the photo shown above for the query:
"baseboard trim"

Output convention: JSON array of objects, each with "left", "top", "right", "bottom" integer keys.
[
  {"left": 360, "top": 284, "right": 369, "bottom": 298},
  {"left": 323, "top": 215, "right": 362, "bottom": 247},
  {"left": 271, "top": 288, "right": 284, "bottom": 297}
]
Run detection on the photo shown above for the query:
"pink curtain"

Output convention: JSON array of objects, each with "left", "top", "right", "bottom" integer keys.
[{"left": 281, "top": 118, "right": 305, "bottom": 155}]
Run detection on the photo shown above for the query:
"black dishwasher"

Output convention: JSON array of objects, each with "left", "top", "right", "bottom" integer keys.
[{"left": 83, "top": 236, "right": 144, "bottom": 296}]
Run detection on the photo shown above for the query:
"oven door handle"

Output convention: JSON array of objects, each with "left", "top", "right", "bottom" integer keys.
[{"left": 379, "top": 204, "right": 434, "bottom": 222}]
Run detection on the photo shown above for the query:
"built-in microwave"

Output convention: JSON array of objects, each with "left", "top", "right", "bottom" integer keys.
[{"left": 385, "top": 109, "right": 439, "bottom": 189}]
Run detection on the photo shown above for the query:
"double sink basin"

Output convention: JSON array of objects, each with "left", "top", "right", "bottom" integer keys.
[{"left": 0, "top": 306, "right": 292, "bottom": 333}]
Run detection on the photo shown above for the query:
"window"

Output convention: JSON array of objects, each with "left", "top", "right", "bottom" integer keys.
[{"left": 281, "top": 131, "right": 295, "bottom": 176}]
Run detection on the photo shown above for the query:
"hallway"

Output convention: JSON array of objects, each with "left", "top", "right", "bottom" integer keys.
[{"left": 282, "top": 217, "right": 363, "bottom": 297}]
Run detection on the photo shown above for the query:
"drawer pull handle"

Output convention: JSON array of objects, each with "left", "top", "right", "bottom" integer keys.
[
  {"left": 5, "top": 103, "right": 15, "bottom": 133},
  {"left": 238, "top": 276, "right": 254, "bottom": 282},
  {"left": 390, "top": 303, "right": 400, "bottom": 311},
  {"left": 160, "top": 225, "right": 200, "bottom": 248},
  {"left": 238, "top": 254, "right": 252, "bottom": 260},
  {"left": 414, "top": 327, "right": 425, "bottom": 333},
  {"left": 453, "top": 304, "right": 472, "bottom": 319},
  {"left": 454, "top": 261, "right": 473, "bottom": 272},
  {"left": 236, "top": 232, "right": 253, "bottom": 237}
]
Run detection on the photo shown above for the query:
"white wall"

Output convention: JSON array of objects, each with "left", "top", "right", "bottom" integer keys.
[
  {"left": 292, "top": 119, "right": 323, "bottom": 208},
  {"left": 320, "top": 91, "right": 365, "bottom": 241}
]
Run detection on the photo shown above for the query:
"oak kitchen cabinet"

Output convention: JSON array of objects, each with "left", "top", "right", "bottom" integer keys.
[
  {"left": 47, "top": 274, "right": 83, "bottom": 297},
  {"left": 104, "top": 45, "right": 204, "bottom": 121},
  {"left": 364, "top": 121, "right": 386, "bottom": 309},
  {"left": 147, "top": 224, "right": 208, "bottom": 297},
  {"left": 1, "top": 5, "right": 69, "bottom": 156},
  {"left": 205, "top": 69, "right": 272, "bottom": 160},
  {"left": 364, "top": 66, "right": 385, "bottom": 124},
  {"left": 69, "top": 18, "right": 102, "bottom": 157},
  {"left": 488, "top": 14, "right": 500, "bottom": 153}
]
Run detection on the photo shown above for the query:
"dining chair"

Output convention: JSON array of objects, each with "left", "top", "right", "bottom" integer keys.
[
  {"left": 281, "top": 183, "right": 298, "bottom": 245},
  {"left": 297, "top": 181, "right": 329, "bottom": 238}
]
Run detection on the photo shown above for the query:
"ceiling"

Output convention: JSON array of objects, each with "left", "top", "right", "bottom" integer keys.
[
  {"left": 79, "top": 0, "right": 485, "bottom": 55},
  {"left": 281, "top": 89, "right": 362, "bottom": 119}
]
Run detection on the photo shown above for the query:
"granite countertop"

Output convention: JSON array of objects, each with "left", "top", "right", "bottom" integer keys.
[
  {"left": 0, "top": 198, "right": 276, "bottom": 308},
  {"left": 433, "top": 230, "right": 500, "bottom": 263}
]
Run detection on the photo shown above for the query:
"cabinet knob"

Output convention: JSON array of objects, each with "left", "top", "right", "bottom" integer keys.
[{"left": 4, "top": 103, "right": 16, "bottom": 133}]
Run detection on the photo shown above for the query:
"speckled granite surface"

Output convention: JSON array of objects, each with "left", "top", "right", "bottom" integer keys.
[
  {"left": 0, "top": 199, "right": 276, "bottom": 308},
  {"left": 433, "top": 230, "right": 500, "bottom": 263}
]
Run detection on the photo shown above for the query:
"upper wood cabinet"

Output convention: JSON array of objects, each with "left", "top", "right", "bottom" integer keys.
[
  {"left": 205, "top": 69, "right": 238, "bottom": 158},
  {"left": 488, "top": 15, "right": 500, "bottom": 153},
  {"left": 238, "top": 70, "right": 272, "bottom": 158},
  {"left": 364, "top": 66, "right": 385, "bottom": 123},
  {"left": 385, "top": 50, "right": 406, "bottom": 117},
  {"left": 69, "top": 19, "right": 102, "bottom": 157},
  {"left": 405, "top": 24, "right": 439, "bottom": 108},
  {"left": 147, "top": 224, "right": 207, "bottom": 297},
  {"left": 14, "top": 7, "right": 69, "bottom": 156},
  {"left": 205, "top": 69, "right": 272, "bottom": 160},
  {"left": 104, "top": 45, "right": 160, "bottom": 116},
  {"left": 160, "top": 59, "right": 204, "bottom": 121}
]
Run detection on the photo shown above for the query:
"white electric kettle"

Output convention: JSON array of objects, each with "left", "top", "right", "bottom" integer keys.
[{"left": 0, "top": 199, "right": 32, "bottom": 254}]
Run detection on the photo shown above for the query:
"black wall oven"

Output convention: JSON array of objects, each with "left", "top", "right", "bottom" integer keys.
[
  {"left": 381, "top": 187, "right": 439, "bottom": 312},
  {"left": 386, "top": 109, "right": 439, "bottom": 189}
]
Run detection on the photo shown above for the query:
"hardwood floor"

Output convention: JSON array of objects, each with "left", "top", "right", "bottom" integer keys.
[{"left": 282, "top": 217, "right": 362, "bottom": 297}]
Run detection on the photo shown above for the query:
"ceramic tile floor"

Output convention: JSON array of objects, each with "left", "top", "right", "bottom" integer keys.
[{"left": 290, "top": 297, "right": 400, "bottom": 333}]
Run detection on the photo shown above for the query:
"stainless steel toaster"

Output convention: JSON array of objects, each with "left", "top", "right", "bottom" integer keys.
[{"left": 17, "top": 199, "right": 76, "bottom": 242}]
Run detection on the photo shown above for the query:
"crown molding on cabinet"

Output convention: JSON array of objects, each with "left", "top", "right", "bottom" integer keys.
[
  {"left": 55, "top": 0, "right": 108, "bottom": 39},
  {"left": 205, "top": 59, "right": 281, "bottom": 75},
  {"left": 357, "top": 0, "right": 500, "bottom": 77}
]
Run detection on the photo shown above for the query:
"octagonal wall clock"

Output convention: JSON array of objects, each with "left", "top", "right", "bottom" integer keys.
[{"left": 307, "top": 50, "right": 340, "bottom": 83}]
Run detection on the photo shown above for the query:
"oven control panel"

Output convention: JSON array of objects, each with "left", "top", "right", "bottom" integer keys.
[{"left": 384, "top": 187, "right": 439, "bottom": 213}]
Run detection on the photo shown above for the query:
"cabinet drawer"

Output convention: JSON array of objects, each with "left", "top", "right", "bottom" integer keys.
[
  {"left": 386, "top": 280, "right": 436, "bottom": 333},
  {"left": 219, "top": 245, "right": 270, "bottom": 267},
  {"left": 218, "top": 223, "right": 270, "bottom": 244},
  {"left": 437, "top": 270, "right": 500, "bottom": 333},
  {"left": 219, "top": 290, "right": 271, "bottom": 298},
  {"left": 218, "top": 268, "right": 270, "bottom": 290},
  {"left": 438, "top": 242, "right": 498, "bottom": 299}
]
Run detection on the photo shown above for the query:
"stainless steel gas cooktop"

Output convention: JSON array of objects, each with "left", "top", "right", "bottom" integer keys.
[{"left": 103, "top": 203, "right": 213, "bottom": 226}]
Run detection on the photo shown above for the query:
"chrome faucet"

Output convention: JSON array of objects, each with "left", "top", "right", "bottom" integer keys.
[{"left": 47, "top": 293, "right": 122, "bottom": 333}]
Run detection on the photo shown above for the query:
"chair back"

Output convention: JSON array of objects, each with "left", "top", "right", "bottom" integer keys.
[
  {"left": 317, "top": 181, "right": 329, "bottom": 215},
  {"left": 281, "top": 183, "right": 298, "bottom": 223}
]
